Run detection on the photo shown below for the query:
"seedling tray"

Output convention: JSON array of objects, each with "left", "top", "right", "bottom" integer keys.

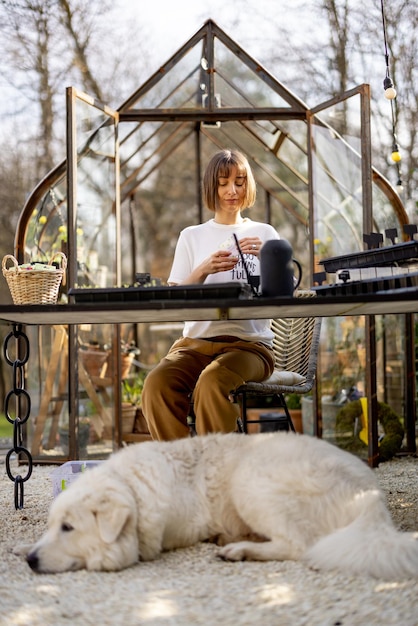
[
  {"left": 320, "top": 241, "right": 418, "bottom": 272},
  {"left": 69, "top": 282, "right": 253, "bottom": 303}
]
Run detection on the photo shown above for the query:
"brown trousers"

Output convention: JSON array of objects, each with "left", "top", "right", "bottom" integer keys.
[{"left": 141, "top": 336, "right": 275, "bottom": 440}]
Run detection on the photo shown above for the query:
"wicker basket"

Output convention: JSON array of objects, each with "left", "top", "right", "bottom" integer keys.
[{"left": 2, "top": 252, "right": 67, "bottom": 304}]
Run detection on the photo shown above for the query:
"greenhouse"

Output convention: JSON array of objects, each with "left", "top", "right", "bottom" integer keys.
[{"left": 12, "top": 20, "right": 414, "bottom": 463}]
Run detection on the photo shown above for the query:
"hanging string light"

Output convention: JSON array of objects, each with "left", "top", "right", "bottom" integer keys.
[{"left": 380, "top": 0, "right": 402, "bottom": 191}]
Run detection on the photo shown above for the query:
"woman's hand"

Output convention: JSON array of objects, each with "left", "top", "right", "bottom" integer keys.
[
  {"left": 237, "top": 237, "right": 262, "bottom": 256},
  {"left": 180, "top": 250, "right": 238, "bottom": 284},
  {"left": 179, "top": 238, "right": 262, "bottom": 285},
  {"left": 205, "top": 250, "right": 239, "bottom": 275}
]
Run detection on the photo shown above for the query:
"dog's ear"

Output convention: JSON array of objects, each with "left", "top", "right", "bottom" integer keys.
[{"left": 95, "top": 494, "right": 132, "bottom": 544}]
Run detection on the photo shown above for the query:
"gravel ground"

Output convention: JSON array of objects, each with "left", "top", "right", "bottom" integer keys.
[{"left": 1, "top": 452, "right": 417, "bottom": 626}]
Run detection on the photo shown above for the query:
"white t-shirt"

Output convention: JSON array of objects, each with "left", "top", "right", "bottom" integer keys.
[{"left": 168, "top": 218, "right": 280, "bottom": 344}]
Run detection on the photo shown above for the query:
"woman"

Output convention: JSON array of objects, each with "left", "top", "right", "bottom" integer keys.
[{"left": 142, "top": 149, "right": 280, "bottom": 440}]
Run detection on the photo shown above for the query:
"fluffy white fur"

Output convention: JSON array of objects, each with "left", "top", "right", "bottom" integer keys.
[{"left": 26, "top": 432, "right": 418, "bottom": 578}]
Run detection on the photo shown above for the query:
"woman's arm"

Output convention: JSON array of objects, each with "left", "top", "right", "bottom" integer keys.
[{"left": 171, "top": 250, "right": 238, "bottom": 285}]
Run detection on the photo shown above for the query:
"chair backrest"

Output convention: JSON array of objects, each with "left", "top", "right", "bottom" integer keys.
[
  {"left": 271, "top": 290, "right": 321, "bottom": 392},
  {"left": 271, "top": 316, "right": 316, "bottom": 378}
]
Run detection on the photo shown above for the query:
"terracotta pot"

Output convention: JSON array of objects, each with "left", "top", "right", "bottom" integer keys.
[
  {"left": 106, "top": 352, "right": 135, "bottom": 380},
  {"left": 121, "top": 403, "right": 136, "bottom": 434},
  {"left": 79, "top": 349, "right": 109, "bottom": 378},
  {"left": 289, "top": 409, "right": 303, "bottom": 434},
  {"left": 121, "top": 353, "right": 135, "bottom": 379}
]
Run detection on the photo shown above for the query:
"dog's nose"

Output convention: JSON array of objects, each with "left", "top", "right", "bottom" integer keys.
[{"left": 26, "top": 551, "right": 39, "bottom": 571}]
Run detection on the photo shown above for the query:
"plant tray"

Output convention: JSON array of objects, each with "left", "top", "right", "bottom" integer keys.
[
  {"left": 312, "top": 270, "right": 418, "bottom": 297},
  {"left": 68, "top": 282, "right": 253, "bottom": 303},
  {"left": 320, "top": 240, "right": 418, "bottom": 272},
  {"left": 51, "top": 460, "right": 102, "bottom": 498}
]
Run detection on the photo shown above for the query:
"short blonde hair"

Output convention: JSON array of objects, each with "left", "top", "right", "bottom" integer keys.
[{"left": 202, "top": 149, "right": 257, "bottom": 212}]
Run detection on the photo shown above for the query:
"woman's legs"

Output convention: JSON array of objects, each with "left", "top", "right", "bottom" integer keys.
[
  {"left": 193, "top": 342, "right": 274, "bottom": 434},
  {"left": 141, "top": 339, "right": 212, "bottom": 440},
  {"left": 142, "top": 337, "right": 275, "bottom": 440}
]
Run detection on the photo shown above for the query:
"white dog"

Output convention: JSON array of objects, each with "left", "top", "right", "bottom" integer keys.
[{"left": 26, "top": 432, "right": 418, "bottom": 579}]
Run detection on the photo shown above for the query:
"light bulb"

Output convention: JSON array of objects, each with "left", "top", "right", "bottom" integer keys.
[
  {"left": 384, "top": 86, "right": 397, "bottom": 99},
  {"left": 383, "top": 76, "right": 397, "bottom": 99},
  {"left": 391, "top": 142, "right": 401, "bottom": 162}
]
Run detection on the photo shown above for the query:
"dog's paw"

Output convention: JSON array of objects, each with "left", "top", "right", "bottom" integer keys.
[
  {"left": 11, "top": 543, "right": 34, "bottom": 557},
  {"left": 217, "top": 543, "right": 247, "bottom": 561}
]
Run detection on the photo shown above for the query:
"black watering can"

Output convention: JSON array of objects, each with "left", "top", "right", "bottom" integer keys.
[{"left": 260, "top": 239, "right": 302, "bottom": 297}]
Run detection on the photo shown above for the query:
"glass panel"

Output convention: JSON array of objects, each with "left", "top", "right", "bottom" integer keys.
[
  {"left": 24, "top": 177, "right": 68, "bottom": 262},
  {"left": 372, "top": 183, "right": 403, "bottom": 233},
  {"left": 125, "top": 45, "right": 203, "bottom": 110},
  {"left": 213, "top": 39, "right": 293, "bottom": 109},
  {"left": 25, "top": 323, "right": 116, "bottom": 460},
  {"left": 124, "top": 35, "right": 297, "bottom": 113},
  {"left": 68, "top": 91, "right": 119, "bottom": 458},
  {"left": 120, "top": 121, "right": 311, "bottom": 288},
  {"left": 311, "top": 92, "right": 404, "bottom": 259},
  {"left": 308, "top": 89, "right": 407, "bottom": 457},
  {"left": 313, "top": 127, "right": 364, "bottom": 255},
  {"left": 308, "top": 94, "right": 367, "bottom": 448},
  {"left": 23, "top": 91, "right": 120, "bottom": 461},
  {"left": 74, "top": 98, "right": 118, "bottom": 288}
]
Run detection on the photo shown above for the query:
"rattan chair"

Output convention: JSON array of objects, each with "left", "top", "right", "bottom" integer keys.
[{"left": 231, "top": 293, "right": 322, "bottom": 433}]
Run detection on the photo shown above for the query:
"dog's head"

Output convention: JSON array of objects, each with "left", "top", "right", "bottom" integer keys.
[{"left": 27, "top": 471, "right": 139, "bottom": 573}]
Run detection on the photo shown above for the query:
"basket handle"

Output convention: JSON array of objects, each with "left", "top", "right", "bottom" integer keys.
[
  {"left": 49, "top": 252, "right": 67, "bottom": 286},
  {"left": 2, "top": 255, "right": 19, "bottom": 272},
  {"left": 49, "top": 251, "right": 67, "bottom": 270}
]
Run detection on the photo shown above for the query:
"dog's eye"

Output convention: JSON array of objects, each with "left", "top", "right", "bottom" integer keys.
[{"left": 61, "top": 522, "right": 74, "bottom": 532}]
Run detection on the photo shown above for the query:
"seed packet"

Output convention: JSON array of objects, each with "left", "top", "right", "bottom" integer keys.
[{"left": 218, "top": 236, "right": 238, "bottom": 255}]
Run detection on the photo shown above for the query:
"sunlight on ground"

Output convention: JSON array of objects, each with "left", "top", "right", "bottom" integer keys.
[
  {"left": 35, "top": 583, "right": 61, "bottom": 597},
  {"left": 375, "top": 581, "right": 410, "bottom": 592},
  {"left": 135, "top": 591, "right": 179, "bottom": 619},
  {"left": 258, "top": 582, "right": 295, "bottom": 605},
  {"left": 4, "top": 585, "right": 71, "bottom": 625},
  {"left": 5, "top": 607, "right": 54, "bottom": 626}
]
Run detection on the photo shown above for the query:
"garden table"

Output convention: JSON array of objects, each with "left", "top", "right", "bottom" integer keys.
[{"left": 1, "top": 288, "right": 417, "bottom": 507}]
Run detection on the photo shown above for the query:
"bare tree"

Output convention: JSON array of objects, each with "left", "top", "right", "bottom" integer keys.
[
  {"left": 0, "top": 136, "right": 36, "bottom": 399},
  {"left": 57, "top": 0, "right": 105, "bottom": 101},
  {"left": 0, "top": 0, "right": 67, "bottom": 174},
  {"left": 367, "top": 0, "right": 417, "bottom": 209},
  {"left": 0, "top": 0, "right": 150, "bottom": 399},
  {"left": 322, "top": 0, "right": 351, "bottom": 96},
  {"left": 0, "top": 0, "right": 149, "bottom": 168},
  {"left": 257, "top": 0, "right": 417, "bottom": 213}
]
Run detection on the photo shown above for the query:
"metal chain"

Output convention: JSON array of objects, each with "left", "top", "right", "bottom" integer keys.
[{"left": 3, "top": 324, "right": 33, "bottom": 509}]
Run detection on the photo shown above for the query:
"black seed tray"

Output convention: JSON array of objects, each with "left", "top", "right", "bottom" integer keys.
[
  {"left": 68, "top": 283, "right": 253, "bottom": 303},
  {"left": 312, "top": 271, "right": 418, "bottom": 297},
  {"left": 320, "top": 240, "right": 418, "bottom": 272}
]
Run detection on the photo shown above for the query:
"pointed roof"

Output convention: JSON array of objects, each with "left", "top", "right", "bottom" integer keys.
[{"left": 119, "top": 19, "right": 308, "bottom": 123}]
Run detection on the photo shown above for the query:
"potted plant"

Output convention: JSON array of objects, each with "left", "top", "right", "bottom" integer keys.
[
  {"left": 106, "top": 339, "right": 141, "bottom": 380},
  {"left": 79, "top": 340, "right": 109, "bottom": 378},
  {"left": 335, "top": 399, "right": 404, "bottom": 462},
  {"left": 121, "top": 371, "right": 148, "bottom": 435},
  {"left": 120, "top": 340, "right": 140, "bottom": 380},
  {"left": 285, "top": 393, "right": 303, "bottom": 433}
]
